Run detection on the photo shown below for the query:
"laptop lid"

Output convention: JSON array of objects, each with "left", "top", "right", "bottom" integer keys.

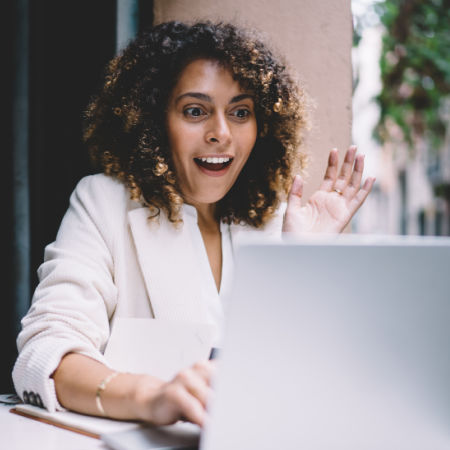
[{"left": 201, "top": 235, "right": 450, "bottom": 450}]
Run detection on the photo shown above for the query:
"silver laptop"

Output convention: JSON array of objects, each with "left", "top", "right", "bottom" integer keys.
[{"left": 103, "top": 235, "right": 450, "bottom": 450}]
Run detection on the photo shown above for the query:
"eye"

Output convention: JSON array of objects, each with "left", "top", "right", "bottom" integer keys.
[
  {"left": 231, "top": 108, "right": 251, "bottom": 120},
  {"left": 183, "top": 107, "right": 206, "bottom": 118}
]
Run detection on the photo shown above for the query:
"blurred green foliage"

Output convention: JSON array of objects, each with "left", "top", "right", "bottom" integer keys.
[{"left": 374, "top": 0, "right": 450, "bottom": 150}]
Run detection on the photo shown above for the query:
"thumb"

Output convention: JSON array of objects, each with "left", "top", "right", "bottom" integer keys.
[{"left": 287, "top": 175, "right": 303, "bottom": 209}]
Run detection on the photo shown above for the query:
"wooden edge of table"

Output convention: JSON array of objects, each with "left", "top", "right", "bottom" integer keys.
[{"left": 9, "top": 407, "right": 100, "bottom": 440}]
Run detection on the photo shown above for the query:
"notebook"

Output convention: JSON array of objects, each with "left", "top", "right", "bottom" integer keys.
[{"left": 103, "top": 235, "right": 450, "bottom": 450}]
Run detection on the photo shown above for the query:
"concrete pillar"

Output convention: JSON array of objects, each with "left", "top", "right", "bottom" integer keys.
[{"left": 154, "top": 0, "right": 353, "bottom": 201}]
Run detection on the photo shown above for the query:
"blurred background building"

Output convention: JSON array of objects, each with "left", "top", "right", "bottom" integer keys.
[{"left": 352, "top": 0, "right": 450, "bottom": 235}]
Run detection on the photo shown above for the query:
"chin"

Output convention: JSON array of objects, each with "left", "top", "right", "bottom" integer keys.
[
  {"left": 193, "top": 195, "right": 226, "bottom": 205},
  {"left": 186, "top": 189, "right": 229, "bottom": 206}
]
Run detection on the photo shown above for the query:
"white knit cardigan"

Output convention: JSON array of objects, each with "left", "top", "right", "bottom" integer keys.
[{"left": 12, "top": 174, "right": 285, "bottom": 412}]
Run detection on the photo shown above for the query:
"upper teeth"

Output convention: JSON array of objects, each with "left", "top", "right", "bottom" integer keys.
[{"left": 200, "top": 157, "right": 231, "bottom": 163}]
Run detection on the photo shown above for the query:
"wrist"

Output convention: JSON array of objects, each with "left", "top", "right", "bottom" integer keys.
[
  {"left": 96, "top": 371, "right": 121, "bottom": 416},
  {"left": 95, "top": 372, "right": 163, "bottom": 421},
  {"left": 130, "top": 374, "right": 166, "bottom": 422}
]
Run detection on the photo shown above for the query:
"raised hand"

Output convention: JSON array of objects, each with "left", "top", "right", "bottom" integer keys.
[{"left": 282, "top": 145, "right": 375, "bottom": 235}]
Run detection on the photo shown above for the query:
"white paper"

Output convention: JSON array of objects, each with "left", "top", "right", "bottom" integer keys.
[
  {"left": 104, "top": 318, "right": 216, "bottom": 381},
  {"left": 14, "top": 404, "right": 141, "bottom": 435}
]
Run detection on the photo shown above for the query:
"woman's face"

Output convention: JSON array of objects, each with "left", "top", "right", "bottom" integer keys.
[{"left": 166, "top": 59, "right": 257, "bottom": 206}]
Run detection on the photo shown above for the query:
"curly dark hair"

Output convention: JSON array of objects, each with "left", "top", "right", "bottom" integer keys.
[{"left": 83, "top": 20, "right": 308, "bottom": 227}]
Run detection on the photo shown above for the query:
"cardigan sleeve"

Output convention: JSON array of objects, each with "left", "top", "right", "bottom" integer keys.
[{"left": 12, "top": 175, "right": 123, "bottom": 412}]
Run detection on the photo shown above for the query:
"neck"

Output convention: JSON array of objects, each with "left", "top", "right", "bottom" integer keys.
[{"left": 189, "top": 201, "right": 219, "bottom": 232}]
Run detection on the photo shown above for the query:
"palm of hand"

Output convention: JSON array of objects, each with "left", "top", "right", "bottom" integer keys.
[
  {"left": 282, "top": 146, "right": 375, "bottom": 235},
  {"left": 285, "top": 190, "right": 351, "bottom": 234}
]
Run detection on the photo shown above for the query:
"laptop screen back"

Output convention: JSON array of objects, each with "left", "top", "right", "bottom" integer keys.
[{"left": 201, "top": 236, "right": 450, "bottom": 450}]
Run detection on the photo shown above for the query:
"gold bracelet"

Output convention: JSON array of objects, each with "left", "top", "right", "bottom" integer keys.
[{"left": 95, "top": 371, "right": 119, "bottom": 417}]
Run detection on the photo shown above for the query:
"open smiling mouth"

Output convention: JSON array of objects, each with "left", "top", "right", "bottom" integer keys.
[{"left": 194, "top": 157, "right": 233, "bottom": 172}]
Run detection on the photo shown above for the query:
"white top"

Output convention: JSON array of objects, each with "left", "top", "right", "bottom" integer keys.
[
  {"left": 182, "top": 204, "right": 234, "bottom": 344},
  {"left": 12, "top": 174, "right": 285, "bottom": 413}
]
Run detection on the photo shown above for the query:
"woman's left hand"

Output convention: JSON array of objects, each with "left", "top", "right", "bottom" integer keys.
[{"left": 282, "top": 146, "right": 375, "bottom": 235}]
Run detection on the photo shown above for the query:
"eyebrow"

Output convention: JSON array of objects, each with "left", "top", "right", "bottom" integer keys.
[{"left": 174, "top": 92, "right": 253, "bottom": 104}]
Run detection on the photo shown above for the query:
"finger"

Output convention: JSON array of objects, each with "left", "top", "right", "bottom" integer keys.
[
  {"left": 333, "top": 145, "right": 357, "bottom": 193},
  {"left": 185, "top": 380, "right": 213, "bottom": 410},
  {"left": 319, "top": 148, "right": 339, "bottom": 191},
  {"left": 287, "top": 175, "right": 303, "bottom": 209},
  {"left": 344, "top": 154, "right": 365, "bottom": 200},
  {"left": 183, "top": 376, "right": 212, "bottom": 409},
  {"left": 166, "top": 384, "right": 206, "bottom": 427},
  {"left": 175, "top": 367, "right": 212, "bottom": 408},
  {"left": 192, "top": 360, "right": 217, "bottom": 386},
  {"left": 348, "top": 177, "right": 375, "bottom": 214}
]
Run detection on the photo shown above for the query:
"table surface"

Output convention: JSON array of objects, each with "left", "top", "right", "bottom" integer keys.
[{"left": 0, "top": 403, "right": 108, "bottom": 450}]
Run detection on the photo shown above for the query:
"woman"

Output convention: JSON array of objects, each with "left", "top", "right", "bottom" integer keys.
[{"left": 12, "top": 21, "right": 374, "bottom": 427}]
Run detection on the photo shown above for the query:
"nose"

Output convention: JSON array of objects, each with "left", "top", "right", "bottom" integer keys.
[{"left": 205, "top": 113, "right": 232, "bottom": 146}]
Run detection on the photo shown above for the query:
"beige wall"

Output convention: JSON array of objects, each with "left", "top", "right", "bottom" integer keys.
[{"left": 154, "top": 0, "right": 353, "bottom": 201}]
